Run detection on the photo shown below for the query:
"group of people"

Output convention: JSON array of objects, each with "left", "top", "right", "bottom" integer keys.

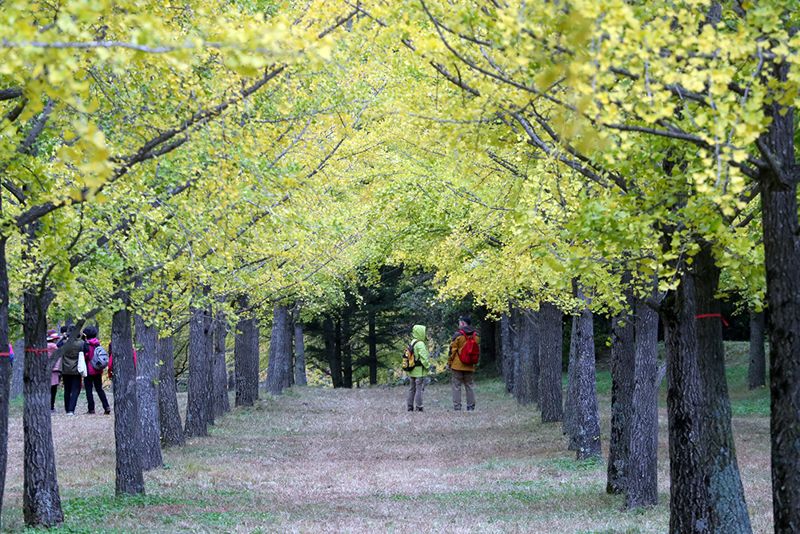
[
  {"left": 48, "top": 326, "right": 111, "bottom": 416},
  {"left": 405, "top": 316, "right": 478, "bottom": 412}
]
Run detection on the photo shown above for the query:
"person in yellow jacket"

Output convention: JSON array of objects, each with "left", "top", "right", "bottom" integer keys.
[
  {"left": 448, "top": 316, "right": 479, "bottom": 411},
  {"left": 406, "top": 324, "right": 430, "bottom": 412}
]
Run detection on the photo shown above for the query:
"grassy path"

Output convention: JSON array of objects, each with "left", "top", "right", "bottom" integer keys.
[{"left": 3, "top": 368, "right": 772, "bottom": 533}]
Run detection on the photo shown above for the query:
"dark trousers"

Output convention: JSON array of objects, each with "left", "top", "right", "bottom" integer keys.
[
  {"left": 84, "top": 374, "right": 109, "bottom": 413},
  {"left": 62, "top": 374, "right": 82, "bottom": 414},
  {"left": 50, "top": 384, "right": 58, "bottom": 410}
]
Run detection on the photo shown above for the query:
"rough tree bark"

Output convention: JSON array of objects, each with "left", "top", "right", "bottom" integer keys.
[
  {"left": 205, "top": 309, "right": 215, "bottom": 428},
  {"left": 134, "top": 315, "right": 162, "bottom": 471},
  {"left": 22, "top": 287, "right": 62, "bottom": 526},
  {"left": 234, "top": 314, "right": 259, "bottom": 407},
  {"left": 626, "top": 295, "right": 660, "bottom": 509},
  {"left": 538, "top": 302, "right": 563, "bottom": 423},
  {"left": 564, "top": 314, "right": 579, "bottom": 450},
  {"left": 565, "top": 292, "right": 601, "bottom": 460},
  {"left": 112, "top": 305, "right": 145, "bottom": 495},
  {"left": 212, "top": 310, "right": 230, "bottom": 417},
  {"left": 607, "top": 290, "right": 635, "bottom": 495},
  {"left": 157, "top": 336, "right": 184, "bottom": 447},
  {"left": 662, "top": 270, "right": 711, "bottom": 534},
  {"left": 294, "top": 313, "right": 307, "bottom": 386},
  {"left": 694, "top": 246, "right": 752, "bottom": 533},
  {"left": 266, "top": 304, "right": 292, "bottom": 395},
  {"left": 515, "top": 310, "right": 539, "bottom": 405},
  {"left": 747, "top": 310, "right": 766, "bottom": 390},
  {"left": 0, "top": 236, "right": 10, "bottom": 526},
  {"left": 185, "top": 306, "right": 211, "bottom": 438},
  {"left": 759, "top": 56, "right": 800, "bottom": 533},
  {"left": 500, "top": 312, "right": 514, "bottom": 394}
]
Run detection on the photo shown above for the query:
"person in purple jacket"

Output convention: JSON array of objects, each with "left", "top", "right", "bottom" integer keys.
[{"left": 82, "top": 326, "right": 110, "bottom": 415}]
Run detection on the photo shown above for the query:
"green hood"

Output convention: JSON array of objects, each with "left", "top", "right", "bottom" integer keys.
[{"left": 412, "top": 325, "right": 426, "bottom": 342}]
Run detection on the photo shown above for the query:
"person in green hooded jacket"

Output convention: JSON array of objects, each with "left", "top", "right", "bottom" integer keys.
[{"left": 406, "top": 324, "right": 430, "bottom": 412}]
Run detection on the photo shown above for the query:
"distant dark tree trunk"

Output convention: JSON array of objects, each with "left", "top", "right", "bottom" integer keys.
[
  {"left": 157, "top": 336, "right": 184, "bottom": 447},
  {"left": 185, "top": 306, "right": 211, "bottom": 438},
  {"left": 564, "top": 314, "right": 579, "bottom": 449},
  {"left": 293, "top": 308, "right": 307, "bottom": 386},
  {"left": 748, "top": 310, "right": 766, "bottom": 389},
  {"left": 234, "top": 314, "right": 259, "bottom": 406},
  {"left": 626, "top": 295, "right": 660, "bottom": 509},
  {"left": 662, "top": 270, "right": 711, "bottom": 534},
  {"left": 538, "top": 302, "right": 563, "bottom": 423},
  {"left": 111, "top": 305, "right": 145, "bottom": 495},
  {"left": 267, "top": 304, "right": 292, "bottom": 395},
  {"left": 342, "top": 310, "right": 353, "bottom": 389},
  {"left": 566, "top": 292, "right": 601, "bottom": 460},
  {"left": 10, "top": 339, "right": 24, "bottom": 399},
  {"left": 134, "top": 315, "right": 162, "bottom": 471},
  {"left": 500, "top": 312, "right": 514, "bottom": 393},
  {"left": 324, "top": 317, "right": 343, "bottom": 388},
  {"left": 515, "top": 310, "right": 539, "bottom": 405},
  {"left": 0, "top": 236, "right": 10, "bottom": 526},
  {"left": 607, "top": 290, "right": 635, "bottom": 495},
  {"left": 212, "top": 311, "right": 229, "bottom": 417},
  {"left": 758, "top": 59, "right": 800, "bottom": 532},
  {"left": 366, "top": 309, "right": 377, "bottom": 385},
  {"left": 694, "top": 246, "right": 752, "bottom": 533},
  {"left": 22, "top": 286, "right": 63, "bottom": 526},
  {"left": 478, "top": 309, "right": 497, "bottom": 369}
]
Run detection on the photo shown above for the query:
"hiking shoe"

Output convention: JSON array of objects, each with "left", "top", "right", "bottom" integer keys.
[
  {"left": 86, "top": 410, "right": 95, "bottom": 415},
  {"left": 104, "top": 409, "right": 111, "bottom": 415},
  {"left": 407, "top": 406, "right": 414, "bottom": 412},
  {"left": 415, "top": 407, "right": 424, "bottom": 412},
  {"left": 466, "top": 406, "right": 475, "bottom": 411},
  {"left": 66, "top": 412, "right": 75, "bottom": 416}
]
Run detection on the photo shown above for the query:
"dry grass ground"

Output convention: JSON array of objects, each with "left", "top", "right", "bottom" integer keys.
[{"left": 1, "top": 342, "right": 771, "bottom": 533}]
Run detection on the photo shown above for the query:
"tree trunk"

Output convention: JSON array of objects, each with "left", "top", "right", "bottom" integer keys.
[
  {"left": 205, "top": 309, "right": 215, "bottom": 427},
  {"left": 500, "top": 312, "right": 514, "bottom": 394},
  {"left": 747, "top": 310, "right": 766, "bottom": 389},
  {"left": 759, "top": 57, "right": 800, "bottom": 533},
  {"left": 111, "top": 305, "right": 145, "bottom": 495},
  {"left": 157, "top": 336, "right": 184, "bottom": 447},
  {"left": 663, "top": 270, "right": 711, "bottom": 534},
  {"left": 694, "top": 246, "right": 752, "bottom": 533},
  {"left": 626, "top": 295, "right": 660, "bottom": 509},
  {"left": 538, "top": 302, "right": 563, "bottom": 423},
  {"left": 564, "top": 314, "right": 579, "bottom": 450},
  {"left": 366, "top": 309, "right": 376, "bottom": 386},
  {"left": 567, "top": 293, "right": 601, "bottom": 460},
  {"left": 324, "top": 317, "right": 343, "bottom": 388},
  {"left": 134, "top": 315, "right": 162, "bottom": 471},
  {"left": 515, "top": 310, "right": 539, "bottom": 405},
  {"left": 266, "top": 304, "right": 292, "bottom": 395},
  {"left": 212, "top": 311, "right": 230, "bottom": 417},
  {"left": 22, "top": 287, "right": 63, "bottom": 526},
  {"left": 234, "top": 314, "right": 259, "bottom": 406},
  {"left": 0, "top": 236, "right": 10, "bottom": 527},
  {"left": 294, "top": 319, "right": 307, "bottom": 386},
  {"left": 342, "top": 310, "right": 353, "bottom": 389},
  {"left": 185, "top": 306, "right": 211, "bottom": 438},
  {"left": 607, "top": 292, "right": 635, "bottom": 495}
]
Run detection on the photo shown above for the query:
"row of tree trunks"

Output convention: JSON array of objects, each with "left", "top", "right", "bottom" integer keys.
[
  {"left": 266, "top": 304, "right": 292, "bottom": 395},
  {"left": 185, "top": 306, "right": 212, "bottom": 438},
  {"left": 235, "top": 314, "right": 260, "bottom": 406},
  {"left": 0, "top": 235, "right": 10, "bottom": 528},
  {"left": 134, "top": 314, "right": 162, "bottom": 471}
]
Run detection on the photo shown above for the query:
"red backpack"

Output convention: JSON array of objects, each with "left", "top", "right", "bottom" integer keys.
[{"left": 458, "top": 330, "right": 480, "bottom": 365}]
